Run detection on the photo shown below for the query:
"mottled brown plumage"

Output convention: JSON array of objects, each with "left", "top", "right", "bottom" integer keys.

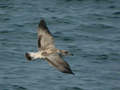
[{"left": 25, "top": 19, "right": 74, "bottom": 75}]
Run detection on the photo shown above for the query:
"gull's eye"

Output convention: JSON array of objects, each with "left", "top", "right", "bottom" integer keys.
[{"left": 64, "top": 51, "right": 68, "bottom": 54}]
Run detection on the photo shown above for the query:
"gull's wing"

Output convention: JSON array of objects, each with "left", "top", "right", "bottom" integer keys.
[
  {"left": 38, "top": 20, "right": 55, "bottom": 50},
  {"left": 45, "top": 54, "right": 74, "bottom": 74}
]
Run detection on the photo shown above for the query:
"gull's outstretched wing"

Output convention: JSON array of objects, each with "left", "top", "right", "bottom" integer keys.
[
  {"left": 45, "top": 54, "right": 74, "bottom": 74},
  {"left": 38, "top": 20, "right": 55, "bottom": 50}
]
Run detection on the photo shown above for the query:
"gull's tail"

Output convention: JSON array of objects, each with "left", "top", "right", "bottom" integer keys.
[{"left": 25, "top": 52, "right": 38, "bottom": 61}]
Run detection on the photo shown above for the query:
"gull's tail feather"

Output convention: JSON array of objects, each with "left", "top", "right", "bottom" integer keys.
[
  {"left": 25, "top": 52, "right": 38, "bottom": 61},
  {"left": 25, "top": 53, "right": 32, "bottom": 60}
]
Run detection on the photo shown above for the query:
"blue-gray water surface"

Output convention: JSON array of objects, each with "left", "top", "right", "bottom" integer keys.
[{"left": 0, "top": 0, "right": 120, "bottom": 90}]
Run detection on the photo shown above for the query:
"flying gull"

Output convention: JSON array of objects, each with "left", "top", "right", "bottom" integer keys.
[{"left": 25, "top": 19, "right": 74, "bottom": 74}]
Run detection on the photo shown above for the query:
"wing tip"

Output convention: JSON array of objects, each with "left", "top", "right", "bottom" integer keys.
[
  {"left": 70, "top": 71, "right": 75, "bottom": 75},
  {"left": 62, "top": 67, "right": 75, "bottom": 75},
  {"left": 63, "top": 70, "right": 75, "bottom": 75},
  {"left": 38, "top": 19, "right": 48, "bottom": 29}
]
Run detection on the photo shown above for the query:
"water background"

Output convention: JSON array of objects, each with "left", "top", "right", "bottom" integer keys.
[{"left": 0, "top": 0, "right": 120, "bottom": 90}]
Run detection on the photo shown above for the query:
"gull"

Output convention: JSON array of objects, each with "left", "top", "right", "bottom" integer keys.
[{"left": 25, "top": 19, "right": 74, "bottom": 74}]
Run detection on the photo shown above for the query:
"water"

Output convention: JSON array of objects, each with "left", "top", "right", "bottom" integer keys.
[{"left": 0, "top": 0, "right": 120, "bottom": 90}]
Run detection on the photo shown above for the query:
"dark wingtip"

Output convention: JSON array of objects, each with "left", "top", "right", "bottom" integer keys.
[
  {"left": 25, "top": 53, "right": 32, "bottom": 61},
  {"left": 38, "top": 19, "right": 48, "bottom": 29},
  {"left": 62, "top": 67, "right": 75, "bottom": 75},
  {"left": 70, "top": 71, "right": 75, "bottom": 75},
  {"left": 66, "top": 70, "right": 75, "bottom": 75}
]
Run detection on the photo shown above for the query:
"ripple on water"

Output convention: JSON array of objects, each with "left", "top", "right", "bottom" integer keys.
[
  {"left": 11, "top": 85, "right": 27, "bottom": 90},
  {"left": 0, "top": 0, "right": 120, "bottom": 90},
  {"left": 61, "top": 86, "right": 83, "bottom": 90}
]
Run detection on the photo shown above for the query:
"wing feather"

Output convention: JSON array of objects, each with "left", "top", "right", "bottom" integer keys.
[
  {"left": 38, "top": 20, "right": 55, "bottom": 50},
  {"left": 45, "top": 54, "right": 74, "bottom": 74}
]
